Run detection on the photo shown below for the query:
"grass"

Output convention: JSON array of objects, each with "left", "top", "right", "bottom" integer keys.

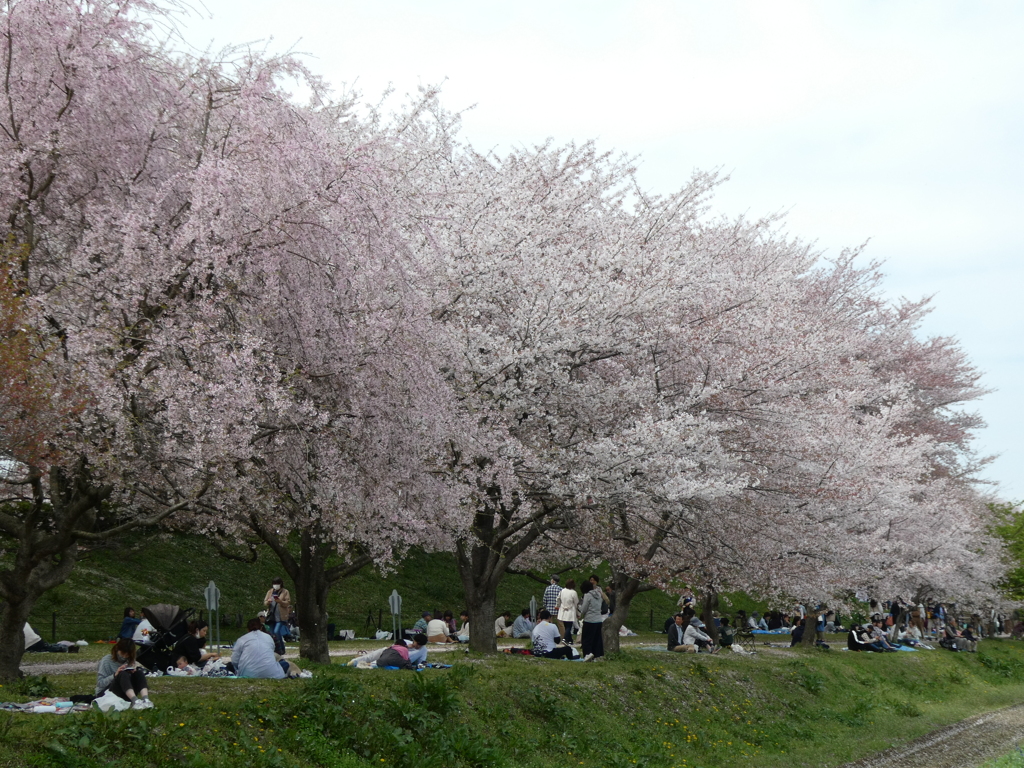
[
  {"left": 7, "top": 638, "right": 1024, "bottom": 767},
  {"left": 983, "top": 748, "right": 1024, "bottom": 768},
  {"left": 18, "top": 531, "right": 690, "bottom": 642}
]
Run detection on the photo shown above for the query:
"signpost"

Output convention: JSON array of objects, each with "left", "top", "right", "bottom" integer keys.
[
  {"left": 530, "top": 595, "right": 538, "bottom": 621},
  {"left": 389, "top": 589, "right": 402, "bottom": 641},
  {"left": 204, "top": 580, "right": 221, "bottom": 650}
]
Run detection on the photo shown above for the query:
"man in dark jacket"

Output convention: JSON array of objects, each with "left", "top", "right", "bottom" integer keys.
[{"left": 667, "top": 614, "right": 690, "bottom": 652}]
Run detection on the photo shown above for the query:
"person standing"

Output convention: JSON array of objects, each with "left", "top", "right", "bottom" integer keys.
[
  {"left": 589, "top": 575, "right": 610, "bottom": 614},
  {"left": 263, "top": 578, "right": 292, "bottom": 639},
  {"left": 579, "top": 582, "right": 604, "bottom": 661},
  {"left": 543, "top": 575, "right": 564, "bottom": 637},
  {"left": 556, "top": 579, "right": 581, "bottom": 644}
]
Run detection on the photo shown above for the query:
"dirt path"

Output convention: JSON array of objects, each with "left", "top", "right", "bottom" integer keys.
[{"left": 841, "top": 704, "right": 1024, "bottom": 768}]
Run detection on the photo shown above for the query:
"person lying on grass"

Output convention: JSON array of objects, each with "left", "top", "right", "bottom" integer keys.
[
  {"left": 23, "top": 623, "right": 78, "bottom": 653},
  {"left": 347, "top": 634, "right": 429, "bottom": 668}
]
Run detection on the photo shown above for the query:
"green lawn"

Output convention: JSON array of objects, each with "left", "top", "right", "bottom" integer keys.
[
  {"left": 20, "top": 532, "right": 689, "bottom": 643},
  {"left": 7, "top": 637, "right": 1024, "bottom": 767}
]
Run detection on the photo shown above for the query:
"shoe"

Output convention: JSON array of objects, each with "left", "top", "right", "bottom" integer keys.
[
  {"left": 132, "top": 698, "right": 154, "bottom": 710},
  {"left": 582, "top": 653, "right": 595, "bottom": 662}
]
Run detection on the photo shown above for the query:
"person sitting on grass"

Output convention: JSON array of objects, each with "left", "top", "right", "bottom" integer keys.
[
  {"left": 454, "top": 611, "right": 470, "bottom": 643},
  {"left": 175, "top": 620, "right": 221, "bottom": 668},
  {"left": 494, "top": 611, "right": 513, "bottom": 637},
  {"left": 531, "top": 610, "right": 575, "bottom": 660},
  {"left": 118, "top": 607, "right": 142, "bottom": 640},
  {"left": 668, "top": 614, "right": 692, "bottom": 652},
  {"left": 684, "top": 617, "right": 718, "bottom": 653},
  {"left": 96, "top": 638, "right": 153, "bottom": 709},
  {"left": 511, "top": 609, "right": 534, "bottom": 639},
  {"left": 412, "top": 612, "right": 431, "bottom": 634},
  {"left": 899, "top": 623, "right": 924, "bottom": 647},
  {"left": 961, "top": 624, "right": 979, "bottom": 652},
  {"left": 943, "top": 622, "right": 976, "bottom": 652},
  {"left": 426, "top": 614, "right": 455, "bottom": 644},
  {"left": 848, "top": 624, "right": 891, "bottom": 652},
  {"left": 869, "top": 619, "right": 899, "bottom": 651},
  {"left": 718, "top": 617, "right": 735, "bottom": 648},
  {"left": 231, "top": 618, "right": 295, "bottom": 678}
]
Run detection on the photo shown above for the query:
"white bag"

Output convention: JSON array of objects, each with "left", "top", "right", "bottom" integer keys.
[
  {"left": 93, "top": 690, "right": 131, "bottom": 712},
  {"left": 200, "top": 659, "right": 228, "bottom": 677},
  {"left": 375, "top": 630, "right": 393, "bottom": 641}
]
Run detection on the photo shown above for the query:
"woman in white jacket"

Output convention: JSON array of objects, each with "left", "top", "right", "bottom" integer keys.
[{"left": 556, "top": 579, "right": 581, "bottom": 644}]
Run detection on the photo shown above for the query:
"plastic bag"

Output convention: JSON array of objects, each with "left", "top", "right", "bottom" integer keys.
[{"left": 93, "top": 691, "right": 131, "bottom": 712}]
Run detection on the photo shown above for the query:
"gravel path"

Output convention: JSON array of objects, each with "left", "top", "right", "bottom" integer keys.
[{"left": 841, "top": 704, "right": 1024, "bottom": 768}]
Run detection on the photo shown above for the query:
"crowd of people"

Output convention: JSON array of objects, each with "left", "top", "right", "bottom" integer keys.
[
  {"left": 86, "top": 577, "right": 309, "bottom": 709},
  {"left": 26, "top": 576, "right": 1024, "bottom": 713}
]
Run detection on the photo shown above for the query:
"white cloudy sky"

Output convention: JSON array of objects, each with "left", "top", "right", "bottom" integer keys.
[{"left": 176, "top": 0, "right": 1023, "bottom": 501}]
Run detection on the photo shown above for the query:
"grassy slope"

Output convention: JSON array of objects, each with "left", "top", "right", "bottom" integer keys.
[
  {"left": 6, "top": 639, "right": 1024, "bottom": 767},
  {"left": 25, "top": 532, "right": 690, "bottom": 642}
]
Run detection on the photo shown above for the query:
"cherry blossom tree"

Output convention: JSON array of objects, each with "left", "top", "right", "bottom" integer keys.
[
  {"left": 566, "top": 239, "right": 1003, "bottom": 651},
  {"left": 175, "top": 84, "right": 466, "bottom": 662}
]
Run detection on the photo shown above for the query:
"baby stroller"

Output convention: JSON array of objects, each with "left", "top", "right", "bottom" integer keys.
[{"left": 136, "top": 604, "right": 194, "bottom": 672}]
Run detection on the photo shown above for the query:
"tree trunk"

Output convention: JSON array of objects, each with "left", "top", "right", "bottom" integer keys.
[
  {"left": 801, "top": 609, "right": 818, "bottom": 647},
  {"left": 248, "top": 520, "right": 370, "bottom": 665},
  {"left": 601, "top": 570, "right": 656, "bottom": 654},
  {"left": 455, "top": 536, "right": 502, "bottom": 654},
  {"left": 453, "top": 497, "right": 547, "bottom": 655},
  {"left": 463, "top": 584, "right": 497, "bottom": 655},
  {"left": 0, "top": 596, "right": 32, "bottom": 681},
  {"left": 293, "top": 540, "right": 332, "bottom": 664},
  {"left": 0, "top": 464, "right": 112, "bottom": 680},
  {"left": 700, "top": 588, "right": 720, "bottom": 644}
]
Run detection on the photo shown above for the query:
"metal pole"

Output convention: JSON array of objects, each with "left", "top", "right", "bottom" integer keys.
[{"left": 52, "top": 611, "right": 56, "bottom": 642}]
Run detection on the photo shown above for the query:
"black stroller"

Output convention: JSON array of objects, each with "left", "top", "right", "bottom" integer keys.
[{"left": 136, "top": 604, "right": 194, "bottom": 672}]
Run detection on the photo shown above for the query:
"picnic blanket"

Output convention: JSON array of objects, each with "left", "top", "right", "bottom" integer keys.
[
  {"left": 0, "top": 697, "right": 90, "bottom": 714},
  {"left": 751, "top": 628, "right": 791, "bottom": 635}
]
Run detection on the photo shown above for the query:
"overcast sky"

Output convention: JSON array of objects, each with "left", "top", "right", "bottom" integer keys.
[{"left": 177, "top": 0, "right": 1024, "bottom": 502}]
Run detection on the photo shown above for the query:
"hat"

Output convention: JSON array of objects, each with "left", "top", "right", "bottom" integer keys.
[
  {"left": 689, "top": 617, "right": 703, "bottom": 627},
  {"left": 422, "top": 611, "right": 432, "bottom": 618},
  {"left": 551, "top": 574, "right": 560, "bottom": 582}
]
